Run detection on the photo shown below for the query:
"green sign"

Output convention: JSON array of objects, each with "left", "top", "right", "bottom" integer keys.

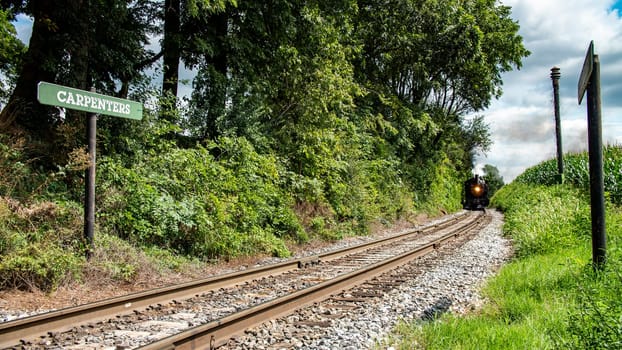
[
  {"left": 578, "top": 41, "right": 594, "bottom": 105},
  {"left": 37, "top": 81, "right": 143, "bottom": 120}
]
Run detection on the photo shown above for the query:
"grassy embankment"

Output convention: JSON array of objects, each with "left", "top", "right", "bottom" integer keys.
[{"left": 385, "top": 145, "right": 622, "bottom": 349}]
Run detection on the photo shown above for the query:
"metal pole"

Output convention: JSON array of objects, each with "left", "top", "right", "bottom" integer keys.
[
  {"left": 84, "top": 107, "right": 97, "bottom": 260},
  {"left": 550, "top": 67, "right": 564, "bottom": 183},
  {"left": 586, "top": 55, "right": 606, "bottom": 269}
]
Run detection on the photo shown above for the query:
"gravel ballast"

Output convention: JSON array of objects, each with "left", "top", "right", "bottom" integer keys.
[
  {"left": 223, "top": 209, "right": 511, "bottom": 349},
  {"left": 0, "top": 210, "right": 511, "bottom": 349}
]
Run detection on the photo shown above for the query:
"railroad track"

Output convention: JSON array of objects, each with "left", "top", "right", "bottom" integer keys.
[{"left": 0, "top": 210, "right": 489, "bottom": 350}]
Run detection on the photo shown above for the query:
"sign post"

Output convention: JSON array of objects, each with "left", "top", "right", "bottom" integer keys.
[
  {"left": 578, "top": 41, "right": 606, "bottom": 270},
  {"left": 37, "top": 82, "right": 143, "bottom": 259},
  {"left": 85, "top": 108, "right": 96, "bottom": 259}
]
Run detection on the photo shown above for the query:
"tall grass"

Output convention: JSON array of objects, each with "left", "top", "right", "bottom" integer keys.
[{"left": 516, "top": 145, "right": 622, "bottom": 204}]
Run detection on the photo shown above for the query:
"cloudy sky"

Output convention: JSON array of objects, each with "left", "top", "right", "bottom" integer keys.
[{"left": 476, "top": 0, "right": 622, "bottom": 182}]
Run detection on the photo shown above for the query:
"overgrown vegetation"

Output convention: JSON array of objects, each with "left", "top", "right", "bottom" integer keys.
[
  {"left": 0, "top": 0, "right": 528, "bottom": 292},
  {"left": 0, "top": 114, "right": 451, "bottom": 292},
  {"left": 385, "top": 145, "right": 622, "bottom": 349}
]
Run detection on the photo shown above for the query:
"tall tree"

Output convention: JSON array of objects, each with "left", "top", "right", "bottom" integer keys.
[
  {"left": 352, "top": 0, "right": 528, "bottom": 176},
  {"left": 162, "top": 0, "right": 180, "bottom": 98},
  {"left": 0, "top": 0, "right": 158, "bottom": 166},
  {"left": 0, "top": 0, "right": 73, "bottom": 139},
  {"left": 483, "top": 163, "right": 504, "bottom": 196},
  {"left": 0, "top": 8, "right": 25, "bottom": 105},
  {"left": 182, "top": 0, "right": 357, "bottom": 142},
  {"left": 182, "top": 8, "right": 229, "bottom": 138},
  {"left": 355, "top": 0, "right": 528, "bottom": 115}
]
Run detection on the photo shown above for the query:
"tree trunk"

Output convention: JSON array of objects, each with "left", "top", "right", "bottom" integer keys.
[
  {"left": 162, "top": 0, "right": 180, "bottom": 97},
  {"left": 203, "top": 11, "right": 228, "bottom": 140},
  {"left": 0, "top": 1, "right": 61, "bottom": 136}
]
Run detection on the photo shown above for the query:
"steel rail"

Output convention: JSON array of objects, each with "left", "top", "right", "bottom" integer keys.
[
  {"left": 138, "top": 213, "right": 486, "bottom": 350},
  {"left": 0, "top": 211, "right": 472, "bottom": 349}
]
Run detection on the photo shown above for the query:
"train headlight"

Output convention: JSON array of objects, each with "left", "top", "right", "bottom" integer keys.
[{"left": 471, "top": 184, "right": 483, "bottom": 196}]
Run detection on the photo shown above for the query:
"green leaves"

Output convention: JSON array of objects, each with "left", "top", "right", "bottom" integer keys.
[
  {"left": 0, "top": 243, "right": 83, "bottom": 292},
  {"left": 0, "top": 0, "right": 530, "bottom": 267},
  {"left": 0, "top": 9, "right": 24, "bottom": 104},
  {"left": 355, "top": 0, "right": 528, "bottom": 112},
  {"left": 483, "top": 164, "right": 504, "bottom": 196},
  {"left": 98, "top": 137, "right": 304, "bottom": 259},
  {"left": 515, "top": 145, "right": 622, "bottom": 205}
]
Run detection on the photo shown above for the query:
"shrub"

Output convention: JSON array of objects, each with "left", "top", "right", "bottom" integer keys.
[
  {"left": 419, "top": 156, "right": 463, "bottom": 214},
  {"left": 0, "top": 194, "right": 86, "bottom": 292},
  {"left": 98, "top": 137, "right": 304, "bottom": 259},
  {"left": 0, "top": 136, "right": 35, "bottom": 198},
  {"left": 0, "top": 243, "right": 84, "bottom": 292},
  {"left": 559, "top": 263, "right": 622, "bottom": 349},
  {"left": 555, "top": 208, "right": 622, "bottom": 349}
]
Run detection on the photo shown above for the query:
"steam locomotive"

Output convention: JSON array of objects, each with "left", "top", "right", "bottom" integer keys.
[{"left": 462, "top": 174, "right": 489, "bottom": 211}]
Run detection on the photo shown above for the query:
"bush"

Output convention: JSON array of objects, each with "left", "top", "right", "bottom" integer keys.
[
  {"left": 98, "top": 137, "right": 304, "bottom": 259},
  {"left": 0, "top": 136, "right": 39, "bottom": 198},
  {"left": 419, "top": 156, "right": 463, "bottom": 214},
  {"left": 0, "top": 243, "right": 84, "bottom": 292},
  {"left": 0, "top": 195, "right": 86, "bottom": 292}
]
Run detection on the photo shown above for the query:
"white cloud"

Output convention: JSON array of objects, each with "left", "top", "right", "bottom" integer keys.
[{"left": 477, "top": 0, "right": 622, "bottom": 182}]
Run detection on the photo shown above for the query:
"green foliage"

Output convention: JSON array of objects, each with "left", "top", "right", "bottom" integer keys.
[
  {"left": 186, "top": 0, "right": 236, "bottom": 16},
  {"left": 0, "top": 135, "right": 43, "bottom": 198},
  {"left": 556, "top": 209, "right": 622, "bottom": 349},
  {"left": 99, "top": 137, "right": 303, "bottom": 259},
  {"left": 483, "top": 163, "right": 504, "bottom": 196},
  {"left": 355, "top": 0, "right": 528, "bottom": 114},
  {"left": 142, "top": 245, "right": 200, "bottom": 272},
  {"left": 0, "top": 136, "right": 87, "bottom": 293},
  {"left": 0, "top": 243, "right": 84, "bottom": 292},
  {"left": 515, "top": 145, "right": 622, "bottom": 205},
  {"left": 90, "top": 233, "right": 146, "bottom": 282},
  {"left": 418, "top": 156, "right": 464, "bottom": 214},
  {"left": 0, "top": 9, "right": 25, "bottom": 104},
  {"left": 350, "top": 0, "right": 527, "bottom": 195},
  {"left": 91, "top": 233, "right": 205, "bottom": 283},
  {"left": 0, "top": 192, "right": 86, "bottom": 292},
  {"left": 560, "top": 261, "right": 622, "bottom": 349},
  {"left": 98, "top": 121, "right": 414, "bottom": 260},
  {"left": 492, "top": 183, "right": 590, "bottom": 257}
]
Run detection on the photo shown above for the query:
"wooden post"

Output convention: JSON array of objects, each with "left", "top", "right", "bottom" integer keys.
[
  {"left": 578, "top": 41, "right": 606, "bottom": 270},
  {"left": 550, "top": 67, "right": 564, "bottom": 184},
  {"left": 84, "top": 110, "right": 97, "bottom": 260},
  {"left": 586, "top": 55, "right": 606, "bottom": 269}
]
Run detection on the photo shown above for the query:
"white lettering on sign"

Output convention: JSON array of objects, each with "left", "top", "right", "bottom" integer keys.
[{"left": 56, "top": 90, "right": 131, "bottom": 115}]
